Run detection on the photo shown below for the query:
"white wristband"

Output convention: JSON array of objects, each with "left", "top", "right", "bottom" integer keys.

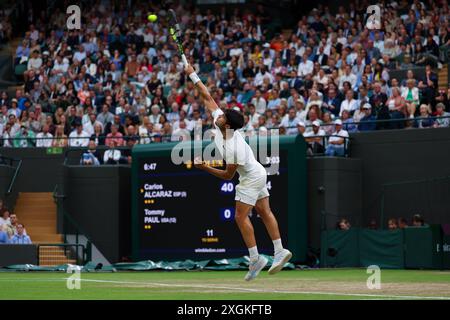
[{"left": 189, "top": 72, "right": 201, "bottom": 85}]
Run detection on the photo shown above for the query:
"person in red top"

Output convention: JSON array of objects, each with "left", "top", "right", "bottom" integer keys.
[{"left": 105, "top": 124, "right": 124, "bottom": 146}]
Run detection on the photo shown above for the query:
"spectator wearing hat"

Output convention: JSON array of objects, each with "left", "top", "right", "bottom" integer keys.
[
  {"left": 358, "top": 103, "right": 377, "bottom": 132},
  {"left": 325, "top": 119, "right": 349, "bottom": 157},
  {"left": 297, "top": 121, "right": 306, "bottom": 136},
  {"left": 303, "top": 120, "right": 325, "bottom": 154},
  {"left": 68, "top": 122, "right": 90, "bottom": 147}
]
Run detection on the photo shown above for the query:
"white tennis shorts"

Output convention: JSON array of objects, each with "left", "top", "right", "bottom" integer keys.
[{"left": 234, "top": 175, "right": 270, "bottom": 206}]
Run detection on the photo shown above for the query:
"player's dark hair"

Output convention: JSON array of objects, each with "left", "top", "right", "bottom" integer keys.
[{"left": 224, "top": 109, "right": 244, "bottom": 130}]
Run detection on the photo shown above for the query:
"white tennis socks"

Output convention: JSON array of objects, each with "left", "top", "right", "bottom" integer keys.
[
  {"left": 273, "top": 239, "right": 283, "bottom": 255},
  {"left": 248, "top": 246, "right": 259, "bottom": 263}
]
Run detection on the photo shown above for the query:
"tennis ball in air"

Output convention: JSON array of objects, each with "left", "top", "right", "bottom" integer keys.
[{"left": 147, "top": 14, "right": 157, "bottom": 22}]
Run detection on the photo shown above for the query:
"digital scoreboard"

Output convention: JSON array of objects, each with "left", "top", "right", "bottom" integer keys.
[{"left": 132, "top": 135, "right": 307, "bottom": 262}]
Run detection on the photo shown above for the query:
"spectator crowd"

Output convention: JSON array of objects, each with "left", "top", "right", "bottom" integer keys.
[
  {"left": 0, "top": 0, "right": 449, "bottom": 159},
  {"left": 0, "top": 199, "right": 32, "bottom": 244}
]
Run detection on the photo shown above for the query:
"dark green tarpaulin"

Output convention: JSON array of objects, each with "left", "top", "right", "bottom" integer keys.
[
  {"left": 321, "top": 226, "right": 447, "bottom": 269},
  {"left": 359, "top": 229, "right": 404, "bottom": 269},
  {"left": 320, "top": 229, "right": 359, "bottom": 268},
  {"left": 0, "top": 255, "right": 297, "bottom": 272}
]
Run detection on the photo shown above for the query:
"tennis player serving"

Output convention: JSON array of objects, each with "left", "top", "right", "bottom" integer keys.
[{"left": 185, "top": 64, "right": 292, "bottom": 281}]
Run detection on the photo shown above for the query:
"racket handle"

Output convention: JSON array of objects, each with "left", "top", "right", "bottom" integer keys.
[{"left": 181, "top": 54, "right": 188, "bottom": 66}]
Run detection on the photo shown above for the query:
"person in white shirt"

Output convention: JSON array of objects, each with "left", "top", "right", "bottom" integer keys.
[
  {"left": 103, "top": 139, "right": 122, "bottom": 164},
  {"left": 303, "top": 120, "right": 326, "bottom": 154},
  {"left": 297, "top": 53, "right": 314, "bottom": 77},
  {"left": 69, "top": 123, "right": 90, "bottom": 147},
  {"left": 170, "top": 120, "right": 191, "bottom": 142},
  {"left": 248, "top": 104, "right": 260, "bottom": 128},
  {"left": 253, "top": 65, "right": 274, "bottom": 87},
  {"left": 35, "top": 125, "right": 53, "bottom": 147},
  {"left": 73, "top": 45, "right": 87, "bottom": 63},
  {"left": 325, "top": 119, "right": 349, "bottom": 157},
  {"left": 27, "top": 50, "right": 43, "bottom": 71},
  {"left": 229, "top": 41, "right": 243, "bottom": 57},
  {"left": 251, "top": 90, "right": 267, "bottom": 114},
  {"left": 185, "top": 63, "right": 292, "bottom": 281},
  {"left": 339, "top": 89, "right": 359, "bottom": 116},
  {"left": 338, "top": 65, "right": 357, "bottom": 91}
]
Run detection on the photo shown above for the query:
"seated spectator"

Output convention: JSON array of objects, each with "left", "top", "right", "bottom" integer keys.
[
  {"left": 103, "top": 140, "right": 122, "bottom": 165},
  {"left": 69, "top": 122, "right": 90, "bottom": 147},
  {"left": 105, "top": 124, "right": 124, "bottom": 146},
  {"left": 414, "top": 104, "right": 435, "bottom": 128},
  {"left": 3, "top": 213, "right": 26, "bottom": 239},
  {"left": 321, "top": 112, "right": 334, "bottom": 136},
  {"left": 13, "top": 125, "right": 35, "bottom": 148},
  {"left": 80, "top": 140, "right": 101, "bottom": 166},
  {"left": 0, "top": 228, "right": 8, "bottom": 244},
  {"left": 0, "top": 209, "right": 10, "bottom": 228},
  {"left": 358, "top": 103, "right": 377, "bottom": 131},
  {"left": 342, "top": 110, "right": 358, "bottom": 133},
  {"left": 388, "top": 218, "right": 398, "bottom": 230},
  {"left": 412, "top": 214, "right": 425, "bottom": 227},
  {"left": 337, "top": 218, "right": 351, "bottom": 231},
  {"left": 91, "top": 123, "right": 106, "bottom": 146},
  {"left": 386, "top": 87, "right": 406, "bottom": 129},
  {"left": 367, "top": 218, "right": 378, "bottom": 230},
  {"left": 325, "top": 119, "right": 349, "bottom": 157},
  {"left": 279, "top": 107, "right": 299, "bottom": 135},
  {"left": 52, "top": 125, "right": 68, "bottom": 147},
  {"left": 296, "top": 121, "right": 306, "bottom": 136},
  {"left": 303, "top": 120, "right": 325, "bottom": 155},
  {"left": 433, "top": 103, "right": 450, "bottom": 128},
  {"left": 398, "top": 217, "right": 408, "bottom": 229},
  {"left": 35, "top": 124, "right": 53, "bottom": 148},
  {"left": 9, "top": 224, "right": 32, "bottom": 244},
  {"left": 402, "top": 79, "right": 420, "bottom": 119}
]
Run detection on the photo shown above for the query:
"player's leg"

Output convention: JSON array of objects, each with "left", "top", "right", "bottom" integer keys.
[
  {"left": 235, "top": 200, "right": 268, "bottom": 281},
  {"left": 254, "top": 196, "right": 292, "bottom": 275},
  {"left": 234, "top": 195, "right": 268, "bottom": 281}
]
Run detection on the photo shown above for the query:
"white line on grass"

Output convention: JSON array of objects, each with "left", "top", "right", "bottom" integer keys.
[
  {"left": 79, "top": 278, "right": 450, "bottom": 300},
  {"left": 1, "top": 277, "right": 449, "bottom": 300}
]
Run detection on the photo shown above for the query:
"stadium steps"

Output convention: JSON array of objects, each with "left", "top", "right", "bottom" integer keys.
[
  {"left": 14, "top": 192, "right": 75, "bottom": 265},
  {"left": 438, "top": 64, "right": 448, "bottom": 91}
]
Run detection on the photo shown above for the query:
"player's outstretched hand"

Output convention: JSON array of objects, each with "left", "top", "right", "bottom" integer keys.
[{"left": 185, "top": 64, "right": 195, "bottom": 76}]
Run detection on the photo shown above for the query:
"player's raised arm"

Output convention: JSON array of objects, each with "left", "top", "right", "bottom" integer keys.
[{"left": 184, "top": 64, "right": 218, "bottom": 113}]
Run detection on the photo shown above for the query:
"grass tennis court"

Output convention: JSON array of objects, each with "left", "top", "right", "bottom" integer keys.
[{"left": 1, "top": 269, "right": 450, "bottom": 300}]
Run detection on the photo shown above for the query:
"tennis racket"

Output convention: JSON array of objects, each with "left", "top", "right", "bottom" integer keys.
[{"left": 167, "top": 9, "right": 188, "bottom": 66}]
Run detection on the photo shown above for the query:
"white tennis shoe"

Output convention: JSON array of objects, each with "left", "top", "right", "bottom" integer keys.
[
  {"left": 244, "top": 255, "right": 268, "bottom": 281},
  {"left": 268, "top": 249, "right": 292, "bottom": 275}
]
